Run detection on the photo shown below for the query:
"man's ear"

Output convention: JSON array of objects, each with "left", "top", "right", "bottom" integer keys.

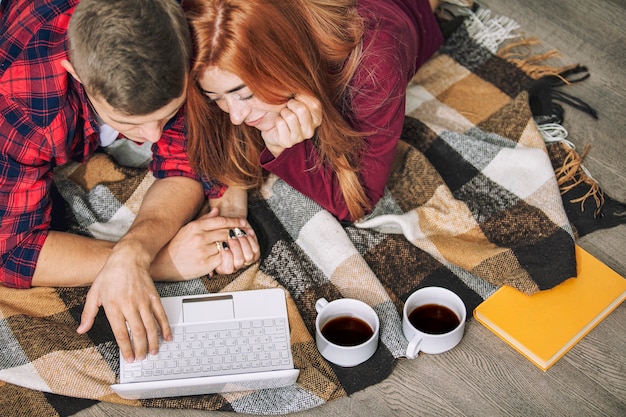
[{"left": 60, "top": 60, "right": 82, "bottom": 83}]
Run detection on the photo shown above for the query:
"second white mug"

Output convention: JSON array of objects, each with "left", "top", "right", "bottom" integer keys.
[{"left": 402, "top": 286, "right": 466, "bottom": 358}]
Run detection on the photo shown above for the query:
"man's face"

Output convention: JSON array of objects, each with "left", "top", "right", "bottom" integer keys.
[{"left": 86, "top": 89, "right": 186, "bottom": 143}]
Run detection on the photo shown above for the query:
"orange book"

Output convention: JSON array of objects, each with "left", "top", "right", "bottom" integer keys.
[{"left": 474, "top": 245, "right": 626, "bottom": 371}]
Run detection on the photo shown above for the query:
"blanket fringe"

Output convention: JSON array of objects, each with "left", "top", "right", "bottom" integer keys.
[
  {"left": 451, "top": 4, "right": 580, "bottom": 83},
  {"left": 463, "top": 7, "right": 520, "bottom": 53},
  {"left": 496, "top": 37, "right": 577, "bottom": 80},
  {"left": 436, "top": 3, "right": 606, "bottom": 219},
  {"left": 538, "top": 123, "right": 604, "bottom": 216}
]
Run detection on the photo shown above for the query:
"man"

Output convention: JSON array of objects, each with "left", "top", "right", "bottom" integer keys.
[{"left": 0, "top": 0, "right": 259, "bottom": 363}]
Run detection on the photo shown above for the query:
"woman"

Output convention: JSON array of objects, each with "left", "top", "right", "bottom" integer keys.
[{"left": 183, "top": 0, "right": 443, "bottom": 222}]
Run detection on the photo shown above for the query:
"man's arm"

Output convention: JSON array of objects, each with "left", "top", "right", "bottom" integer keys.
[
  {"left": 31, "top": 233, "right": 114, "bottom": 286},
  {"left": 74, "top": 176, "right": 205, "bottom": 363},
  {"left": 31, "top": 176, "right": 205, "bottom": 286}
]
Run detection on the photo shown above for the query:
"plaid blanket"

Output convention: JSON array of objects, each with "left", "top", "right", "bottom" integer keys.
[{"left": 0, "top": 6, "right": 590, "bottom": 416}]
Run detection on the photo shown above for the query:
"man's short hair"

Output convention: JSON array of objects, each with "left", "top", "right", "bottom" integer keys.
[{"left": 68, "top": 0, "right": 191, "bottom": 115}]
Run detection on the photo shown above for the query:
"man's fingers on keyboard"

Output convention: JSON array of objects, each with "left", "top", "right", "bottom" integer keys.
[
  {"left": 150, "top": 301, "right": 172, "bottom": 343},
  {"left": 141, "top": 315, "right": 161, "bottom": 356},
  {"left": 109, "top": 317, "right": 135, "bottom": 363},
  {"left": 121, "top": 313, "right": 148, "bottom": 362}
]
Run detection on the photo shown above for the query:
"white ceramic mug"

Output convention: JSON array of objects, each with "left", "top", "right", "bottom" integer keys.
[
  {"left": 402, "top": 287, "right": 466, "bottom": 358},
  {"left": 315, "top": 298, "right": 380, "bottom": 367}
]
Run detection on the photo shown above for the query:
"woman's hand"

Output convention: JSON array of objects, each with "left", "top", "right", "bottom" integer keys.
[
  {"left": 208, "top": 188, "right": 260, "bottom": 273},
  {"left": 150, "top": 207, "right": 257, "bottom": 280},
  {"left": 215, "top": 218, "right": 260, "bottom": 274},
  {"left": 262, "top": 94, "right": 322, "bottom": 157}
]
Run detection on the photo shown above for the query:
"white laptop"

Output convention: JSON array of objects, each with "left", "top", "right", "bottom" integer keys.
[{"left": 110, "top": 288, "right": 300, "bottom": 399}]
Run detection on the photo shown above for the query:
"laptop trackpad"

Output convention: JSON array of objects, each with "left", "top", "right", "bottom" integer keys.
[{"left": 182, "top": 294, "right": 235, "bottom": 323}]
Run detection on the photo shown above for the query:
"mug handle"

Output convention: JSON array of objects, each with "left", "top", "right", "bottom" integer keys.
[
  {"left": 406, "top": 334, "right": 422, "bottom": 359},
  {"left": 315, "top": 297, "right": 328, "bottom": 313},
  {"left": 315, "top": 298, "right": 329, "bottom": 313}
]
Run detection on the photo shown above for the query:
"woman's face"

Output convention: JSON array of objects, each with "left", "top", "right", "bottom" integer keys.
[{"left": 198, "top": 67, "right": 287, "bottom": 133}]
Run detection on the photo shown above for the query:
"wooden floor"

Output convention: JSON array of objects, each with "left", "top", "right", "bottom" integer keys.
[{"left": 74, "top": 1, "right": 625, "bottom": 416}]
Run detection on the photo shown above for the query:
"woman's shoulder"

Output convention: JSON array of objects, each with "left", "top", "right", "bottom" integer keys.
[
  {"left": 353, "top": 0, "right": 420, "bottom": 91},
  {"left": 357, "top": 0, "right": 425, "bottom": 36},
  {"left": 357, "top": 0, "right": 421, "bottom": 69}
]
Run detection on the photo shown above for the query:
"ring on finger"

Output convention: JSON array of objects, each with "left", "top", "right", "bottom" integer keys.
[{"left": 215, "top": 241, "right": 222, "bottom": 253}]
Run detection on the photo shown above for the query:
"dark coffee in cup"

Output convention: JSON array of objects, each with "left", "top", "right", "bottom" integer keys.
[
  {"left": 408, "top": 303, "right": 460, "bottom": 335},
  {"left": 321, "top": 316, "right": 374, "bottom": 346}
]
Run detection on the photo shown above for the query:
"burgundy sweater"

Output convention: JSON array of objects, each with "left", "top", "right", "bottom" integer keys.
[{"left": 259, "top": 0, "right": 443, "bottom": 221}]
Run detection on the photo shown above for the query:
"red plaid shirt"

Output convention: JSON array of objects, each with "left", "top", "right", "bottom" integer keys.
[{"left": 0, "top": 0, "right": 225, "bottom": 288}]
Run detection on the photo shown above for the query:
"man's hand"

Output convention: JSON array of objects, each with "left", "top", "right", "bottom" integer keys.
[
  {"left": 262, "top": 94, "right": 322, "bottom": 157},
  {"left": 76, "top": 241, "right": 170, "bottom": 363}
]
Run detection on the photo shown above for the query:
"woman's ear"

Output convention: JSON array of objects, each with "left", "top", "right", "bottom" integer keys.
[{"left": 60, "top": 60, "right": 82, "bottom": 83}]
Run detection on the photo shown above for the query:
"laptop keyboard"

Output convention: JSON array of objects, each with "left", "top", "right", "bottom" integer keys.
[{"left": 120, "top": 316, "right": 294, "bottom": 384}]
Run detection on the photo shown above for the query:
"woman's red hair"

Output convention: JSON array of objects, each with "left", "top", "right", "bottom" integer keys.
[{"left": 183, "top": 0, "right": 370, "bottom": 220}]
